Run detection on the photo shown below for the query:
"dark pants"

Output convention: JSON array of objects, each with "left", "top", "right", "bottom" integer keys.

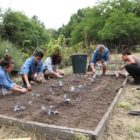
[
  {"left": 125, "top": 64, "right": 140, "bottom": 83},
  {"left": 43, "top": 69, "right": 56, "bottom": 79},
  {"left": 21, "top": 73, "right": 38, "bottom": 87}
]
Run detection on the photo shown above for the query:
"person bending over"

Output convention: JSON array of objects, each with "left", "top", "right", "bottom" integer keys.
[
  {"left": 120, "top": 49, "right": 140, "bottom": 84},
  {"left": 0, "top": 55, "right": 27, "bottom": 95},
  {"left": 91, "top": 44, "right": 109, "bottom": 75},
  {"left": 43, "top": 53, "right": 64, "bottom": 79},
  {"left": 20, "top": 51, "right": 44, "bottom": 90}
]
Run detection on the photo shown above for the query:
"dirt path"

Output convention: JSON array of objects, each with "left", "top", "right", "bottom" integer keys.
[{"left": 102, "top": 84, "right": 140, "bottom": 140}]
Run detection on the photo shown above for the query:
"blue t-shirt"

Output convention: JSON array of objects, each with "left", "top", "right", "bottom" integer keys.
[
  {"left": 0, "top": 66, "right": 15, "bottom": 90},
  {"left": 91, "top": 47, "right": 109, "bottom": 64},
  {"left": 20, "top": 57, "right": 43, "bottom": 74}
]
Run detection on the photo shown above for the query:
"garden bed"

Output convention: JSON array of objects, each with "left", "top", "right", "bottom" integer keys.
[{"left": 0, "top": 74, "right": 125, "bottom": 139}]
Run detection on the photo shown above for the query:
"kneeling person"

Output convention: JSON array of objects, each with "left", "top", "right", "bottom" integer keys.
[
  {"left": 20, "top": 51, "right": 44, "bottom": 90},
  {"left": 120, "top": 49, "right": 140, "bottom": 84},
  {"left": 0, "top": 55, "right": 27, "bottom": 95},
  {"left": 43, "top": 53, "right": 64, "bottom": 79}
]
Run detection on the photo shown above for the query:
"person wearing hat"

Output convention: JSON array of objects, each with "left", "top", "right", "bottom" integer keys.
[
  {"left": 20, "top": 51, "right": 44, "bottom": 90},
  {"left": 91, "top": 44, "right": 110, "bottom": 75}
]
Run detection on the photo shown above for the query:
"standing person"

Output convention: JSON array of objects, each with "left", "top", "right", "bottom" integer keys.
[
  {"left": 120, "top": 49, "right": 140, "bottom": 84},
  {"left": 20, "top": 51, "right": 44, "bottom": 90},
  {"left": 0, "top": 55, "right": 27, "bottom": 95},
  {"left": 43, "top": 52, "right": 64, "bottom": 79},
  {"left": 91, "top": 44, "right": 110, "bottom": 75}
]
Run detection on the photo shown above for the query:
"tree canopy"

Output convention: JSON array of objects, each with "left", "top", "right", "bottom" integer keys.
[
  {"left": 0, "top": 0, "right": 140, "bottom": 54},
  {"left": 0, "top": 10, "right": 49, "bottom": 53},
  {"left": 58, "top": 0, "right": 140, "bottom": 49}
]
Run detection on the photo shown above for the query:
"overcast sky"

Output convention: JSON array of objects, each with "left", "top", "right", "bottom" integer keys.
[{"left": 0, "top": 0, "right": 98, "bottom": 29}]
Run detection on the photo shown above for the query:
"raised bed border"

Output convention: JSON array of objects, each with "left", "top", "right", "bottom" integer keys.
[{"left": 0, "top": 77, "right": 127, "bottom": 140}]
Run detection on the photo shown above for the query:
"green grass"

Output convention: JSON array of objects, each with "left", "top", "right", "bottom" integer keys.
[
  {"left": 127, "top": 126, "right": 140, "bottom": 140},
  {"left": 117, "top": 101, "right": 133, "bottom": 110},
  {"left": 72, "top": 134, "right": 90, "bottom": 140}
]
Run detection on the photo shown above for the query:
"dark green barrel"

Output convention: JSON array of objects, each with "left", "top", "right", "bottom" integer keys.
[{"left": 71, "top": 54, "right": 87, "bottom": 74}]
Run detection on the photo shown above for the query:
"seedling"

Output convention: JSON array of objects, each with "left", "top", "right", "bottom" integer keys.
[
  {"left": 47, "top": 105, "right": 59, "bottom": 115},
  {"left": 48, "top": 105, "right": 53, "bottom": 115},
  {"left": 31, "top": 92, "right": 40, "bottom": 97},
  {"left": 70, "top": 86, "right": 75, "bottom": 92},
  {"left": 78, "top": 85, "right": 82, "bottom": 88},
  {"left": 59, "top": 80, "right": 63, "bottom": 87},
  {"left": 14, "top": 104, "right": 26, "bottom": 112},
  {"left": 28, "top": 101, "right": 32, "bottom": 105},
  {"left": 49, "top": 88, "right": 54, "bottom": 94},
  {"left": 41, "top": 105, "right": 47, "bottom": 111},
  {"left": 51, "top": 84, "right": 57, "bottom": 87},
  {"left": 63, "top": 94, "right": 71, "bottom": 103},
  {"left": 92, "top": 74, "right": 97, "bottom": 80},
  {"left": 96, "top": 63, "right": 102, "bottom": 76},
  {"left": 41, "top": 105, "right": 59, "bottom": 115}
]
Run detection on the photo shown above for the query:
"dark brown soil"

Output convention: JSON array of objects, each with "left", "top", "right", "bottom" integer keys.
[{"left": 0, "top": 75, "right": 124, "bottom": 131}]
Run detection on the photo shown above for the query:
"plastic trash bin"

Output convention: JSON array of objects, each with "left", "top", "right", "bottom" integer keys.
[{"left": 71, "top": 54, "right": 87, "bottom": 74}]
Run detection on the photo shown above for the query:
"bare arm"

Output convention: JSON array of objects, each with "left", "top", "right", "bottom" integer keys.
[
  {"left": 52, "top": 71, "right": 63, "bottom": 78},
  {"left": 15, "top": 84, "right": 25, "bottom": 89},
  {"left": 120, "top": 55, "right": 135, "bottom": 70},
  {"left": 23, "top": 74, "right": 32, "bottom": 90},
  {"left": 12, "top": 85, "right": 27, "bottom": 94}
]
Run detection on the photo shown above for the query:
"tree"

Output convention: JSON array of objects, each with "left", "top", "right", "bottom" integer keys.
[
  {"left": 1, "top": 10, "right": 49, "bottom": 53},
  {"left": 58, "top": 0, "right": 140, "bottom": 49}
]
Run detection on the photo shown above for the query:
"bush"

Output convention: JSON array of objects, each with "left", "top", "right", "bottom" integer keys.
[{"left": 60, "top": 45, "right": 88, "bottom": 68}]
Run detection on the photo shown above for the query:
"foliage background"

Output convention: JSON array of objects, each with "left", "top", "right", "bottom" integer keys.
[{"left": 0, "top": 0, "right": 140, "bottom": 68}]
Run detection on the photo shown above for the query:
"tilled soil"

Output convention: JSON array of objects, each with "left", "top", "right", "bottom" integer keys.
[{"left": 0, "top": 75, "right": 124, "bottom": 131}]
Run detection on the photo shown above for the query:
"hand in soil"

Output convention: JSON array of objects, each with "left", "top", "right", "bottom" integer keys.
[
  {"left": 36, "top": 77, "right": 42, "bottom": 83},
  {"left": 27, "top": 83, "right": 32, "bottom": 91},
  {"left": 21, "top": 88, "right": 28, "bottom": 94},
  {"left": 57, "top": 74, "right": 63, "bottom": 79}
]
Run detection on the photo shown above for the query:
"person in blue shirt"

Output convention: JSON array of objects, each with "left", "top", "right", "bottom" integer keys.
[
  {"left": 20, "top": 51, "right": 44, "bottom": 90},
  {"left": 91, "top": 44, "right": 109, "bottom": 75},
  {"left": 0, "top": 55, "right": 27, "bottom": 95}
]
